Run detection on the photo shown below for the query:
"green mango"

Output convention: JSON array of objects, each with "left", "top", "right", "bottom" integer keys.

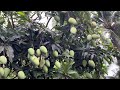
[
  {"left": 39, "top": 59, "right": 45, "bottom": 68},
  {"left": 69, "top": 50, "right": 75, "bottom": 57},
  {"left": 45, "top": 60, "right": 50, "bottom": 67},
  {"left": 70, "top": 27, "right": 77, "bottom": 34},
  {"left": 40, "top": 46, "right": 48, "bottom": 54},
  {"left": 87, "top": 35, "right": 92, "bottom": 41},
  {"left": 0, "top": 56, "right": 7, "bottom": 64},
  {"left": 88, "top": 60, "right": 95, "bottom": 68},
  {"left": 91, "top": 21, "right": 97, "bottom": 27},
  {"left": 36, "top": 49, "right": 41, "bottom": 56},
  {"left": 31, "top": 57, "right": 39, "bottom": 66},
  {"left": 17, "top": 71, "right": 26, "bottom": 79},
  {"left": 92, "top": 34, "right": 100, "bottom": 39},
  {"left": 53, "top": 50, "right": 58, "bottom": 57},
  {"left": 85, "top": 73, "right": 92, "bottom": 79},
  {"left": 54, "top": 15, "right": 60, "bottom": 22},
  {"left": 55, "top": 61, "right": 61, "bottom": 69},
  {"left": 0, "top": 67, "right": 4, "bottom": 76},
  {"left": 82, "top": 60, "right": 87, "bottom": 67},
  {"left": 68, "top": 17, "right": 77, "bottom": 25},
  {"left": 28, "top": 48, "right": 35, "bottom": 56},
  {"left": 43, "top": 65, "right": 48, "bottom": 73},
  {"left": 4, "top": 68, "right": 10, "bottom": 78}
]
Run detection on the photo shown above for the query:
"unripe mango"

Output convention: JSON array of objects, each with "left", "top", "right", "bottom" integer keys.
[
  {"left": 0, "top": 55, "right": 7, "bottom": 64},
  {"left": 87, "top": 35, "right": 92, "bottom": 41},
  {"left": 0, "top": 67, "right": 4, "bottom": 76},
  {"left": 88, "top": 60, "right": 95, "bottom": 68},
  {"left": 69, "top": 50, "right": 74, "bottom": 57},
  {"left": 27, "top": 54, "right": 30, "bottom": 59},
  {"left": 106, "top": 38, "right": 112, "bottom": 44},
  {"left": 43, "top": 65, "right": 48, "bottom": 73},
  {"left": 82, "top": 60, "right": 87, "bottom": 67},
  {"left": 45, "top": 60, "right": 50, "bottom": 67},
  {"left": 31, "top": 57, "right": 39, "bottom": 66},
  {"left": 28, "top": 48, "right": 35, "bottom": 56},
  {"left": 92, "top": 40, "right": 96, "bottom": 47},
  {"left": 70, "top": 27, "right": 77, "bottom": 34},
  {"left": 4, "top": 68, "right": 10, "bottom": 78},
  {"left": 92, "top": 34, "right": 100, "bottom": 39},
  {"left": 68, "top": 17, "right": 77, "bottom": 25},
  {"left": 0, "top": 17, "right": 5, "bottom": 24},
  {"left": 99, "top": 75, "right": 104, "bottom": 79},
  {"left": 55, "top": 61, "right": 61, "bottom": 69},
  {"left": 54, "top": 16, "right": 60, "bottom": 22},
  {"left": 40, "top": 46, "right": 48, "bottom": 54},
  {"left": 39, "top": 59, "right": 45, "bottom": 68},
  {"left": 18, "top": 71, "right": 26, "bottom": 79},
  {"left": 29, "top": 55, "right": 36, "bottom": 61},
  {"left": 53, "top": 50, "right": 58, "bottom": 57},
  {"left": 36, "top": 49, "right": 41, "bottom": 56},
  {"left": 91, "top": 21, "right": 97, "bottom": 27},
  {"left": 53, "top": 65, "right": 59, "bottom": 69},
  {"left": 85, "top": 72, "right": 92, "bottom": 79}
]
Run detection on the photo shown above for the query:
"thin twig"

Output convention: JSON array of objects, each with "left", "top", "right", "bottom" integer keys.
[
  {"left": 111, "top": 11, "right": 117, "bottom": 23},
  {"left": 30, "top": 11, "right": 37, "bottom": 18},
  {"left": 50, "top": 25, "right": 57, "bottom": 31},
  {"left": 33, "top": 16, "right": 39, "bottom": 21},
  {"left": 10, "top": 12, "right": 15, "bottom": 29},
  {"left": 46, "top": 17, "right": 52, "bottom": 27}
]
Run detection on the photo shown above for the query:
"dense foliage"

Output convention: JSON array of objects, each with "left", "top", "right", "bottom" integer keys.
[{"left": 0, "top": 11, "right": 120, "bottom": 79}]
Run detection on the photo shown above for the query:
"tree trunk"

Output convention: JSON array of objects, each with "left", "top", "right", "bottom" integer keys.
[{"left": 110, "top": 30, "right": 120, "bottom": 51}]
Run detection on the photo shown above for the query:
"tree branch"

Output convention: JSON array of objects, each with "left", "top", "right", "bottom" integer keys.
[
  {"left": 46, "top": 17, "right": 52, "bottom": 27},
  {"left": 10, "top": 12, "right": 15, "bottom": 29},
  {"left": 110, "top": 30, "right": 120, "bottom": 51},
  {"left": 111, "top": 11, "right": 117, "bottom": 23}
]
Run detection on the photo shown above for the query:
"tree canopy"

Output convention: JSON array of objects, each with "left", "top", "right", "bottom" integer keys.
[{"left": 0, "top": 11, "right": 120, "bottom": 79}]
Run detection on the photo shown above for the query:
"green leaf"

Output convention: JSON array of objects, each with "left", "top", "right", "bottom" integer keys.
[
  {"left": 17, "top": 11, "right": 26, "bottom": 16},
  {"left": 68, "top": 70, "right": 78, "bottom": 74},
  {"left": 17, "top": 11, "right": 30, "bottom": 22},
  {"left": 0, "top": 17, "right": 5, "bottom": 24},
  {"left": 68, "top": 71, "right": 80, "bottom": 79},
  {"left": 61, "top": 60, "right": 74, "bottom": 74},
  {"left": 0, "top": 46, "right": 4, "bottom": 53},
  {"left": 5, "top": 46, "right": 14, "bottom": 63}
]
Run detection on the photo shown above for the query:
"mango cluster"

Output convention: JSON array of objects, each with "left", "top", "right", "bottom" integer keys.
[
  {"left": 27, "top": 46, "right": 51, "bottom": 73},
  {"left": 87, "top": 34, "right": 100, "bottom": 41},
  {"left": 82, "top": 60, "right": 96, "bottom": 68},
  {"left": 0, "top": 67, "right": 10, "bottom": 79},
  {"left": 68, "top": 17, "right": 78, "bottom": 34}
]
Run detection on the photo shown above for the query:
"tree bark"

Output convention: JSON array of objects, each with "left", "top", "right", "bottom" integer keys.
[{"left": 110, "top": 30, "right": 120, "bottom": 51}]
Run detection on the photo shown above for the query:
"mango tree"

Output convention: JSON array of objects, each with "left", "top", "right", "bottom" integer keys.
[{"left": 0, "top": 11, "right": 119, "bottom": 79}]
